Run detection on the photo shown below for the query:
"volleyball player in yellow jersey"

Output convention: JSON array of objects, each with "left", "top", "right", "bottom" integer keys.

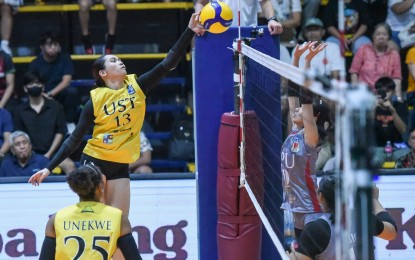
[
  {"left": 39, "top": 164, "right": 142, "bottom": 260},
  {"left": 29, "top": 13, "right": 205, "bottom": 215}
]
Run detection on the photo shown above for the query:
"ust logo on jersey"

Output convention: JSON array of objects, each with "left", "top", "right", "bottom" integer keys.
[
  {"left": 127, "top": 84, "right": 135, "bottom": 95},
  {"left": 103, "top": 134, "right": 113, "bottom": 144},
  {"left": 291, "top": 137, "right": 300, "bottom": 153}
]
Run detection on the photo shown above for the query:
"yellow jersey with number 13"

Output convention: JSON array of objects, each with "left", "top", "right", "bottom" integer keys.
[
  {"left": 83, "top": 74, "right": 146, "bottom": 163},
  {"left": 54, "top": 201, "right": 122, "bottom": 260}
]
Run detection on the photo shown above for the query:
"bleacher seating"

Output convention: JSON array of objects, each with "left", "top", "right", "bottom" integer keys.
[{"left": 12, "top": 2, "right": 194, "bottom": 173}]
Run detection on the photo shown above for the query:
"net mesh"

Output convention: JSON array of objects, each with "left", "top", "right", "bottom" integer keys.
[
  {"left": 234, "top": 40, "right": 371, "bottom": 259},
  {"left": 235, "top": 40, "right": 290, "bottom": 259},
  {"left": 243, "top": 54, "right": 283, "bottom": 240}
]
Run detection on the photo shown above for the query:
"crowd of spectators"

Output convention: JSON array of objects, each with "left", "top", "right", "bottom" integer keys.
[
  {"left": 272, "top": 0, "right": 415, "bottom": 171},
  {"left": 2, "top": 0, "right": 415, "bottom": 177}
]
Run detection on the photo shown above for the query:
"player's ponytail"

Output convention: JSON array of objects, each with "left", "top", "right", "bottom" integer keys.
[{"left": 92, "top": 55, "right": 107, "bottom": 88}]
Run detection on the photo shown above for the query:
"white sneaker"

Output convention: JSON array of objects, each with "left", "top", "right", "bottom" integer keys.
[
  {"left": 1, "top": 41, "right": 12, "bottom": 56},
  {"left": 67, "top": 122, "right": 76, "bottom": 134}
]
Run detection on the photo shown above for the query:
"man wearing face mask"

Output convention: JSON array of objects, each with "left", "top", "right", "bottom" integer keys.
[
  {"left": 28, "top": 31, "right": 79, "bottom": 133},
  {"left": 11, "top": 72, "right": 76, "bottom": 175}
]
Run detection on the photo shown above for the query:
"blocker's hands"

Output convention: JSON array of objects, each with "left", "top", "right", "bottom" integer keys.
[
  {"left": 292, "top": 41, "right": 318, "bottom": 66},
  {"left": 305, "top": 42, "right": 327, "bottom": 63},
  {"left": 28, "top": 168, "right": 51, "bottom": 186},
  {"left": 189, "top": 13, "right": 206, "bottom": 36}
]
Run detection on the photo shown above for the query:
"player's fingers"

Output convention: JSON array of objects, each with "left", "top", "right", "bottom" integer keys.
[
  {"left": 29, "top": 172, "right": 42, "bottom": 185},
  {"left": 28, "top": 174, "right": 36, "bottom": 184}
]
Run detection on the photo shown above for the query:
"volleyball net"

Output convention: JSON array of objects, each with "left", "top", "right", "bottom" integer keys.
[{"left": 232, "top": 37, "right": 377, "bottom": 260}]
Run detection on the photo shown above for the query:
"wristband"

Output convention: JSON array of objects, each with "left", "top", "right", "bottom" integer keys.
[
  {"left": 372, "top": 213, "right": 385, "bottom": 236},
  {"left": 300, "top": 87, "right": 313, "bottom": 104},
  {"left": 267, "top": 16, "right": 279, "bottom": 23},
  {"left": 376, "top": 211, "right": 397, "bottom": 231},
  {"left": 287, "top": 80, "right": 300, "bottom": 97}
]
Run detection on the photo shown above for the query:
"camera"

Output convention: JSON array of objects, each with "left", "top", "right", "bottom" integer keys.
[{"left": 377, "top": 89, "right": 387, "bottom": 99}]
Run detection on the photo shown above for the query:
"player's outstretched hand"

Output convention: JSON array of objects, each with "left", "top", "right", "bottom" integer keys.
[
  {"left": 188, "top": 13, "right": 206, "bottom": 36},
  {"left": 28, "top": 168, "right": 51, "bottom": 186},
  {"left": 305, "top": 42, "right": 327, "bottom": 62},
  {"left": 292, "top": 41, "right": 318, "bottom": 66}
]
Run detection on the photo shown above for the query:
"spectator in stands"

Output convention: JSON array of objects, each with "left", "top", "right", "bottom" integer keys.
[
  {"left": 323, "top": 0, "right": 371, "bottom": 55},
  {"left": 270, "top": 0, "right": 302, "bottom": 38},
  {"left": 300, "top": 0, "right": 320, "bottom": 40},
  {"left": 398, "top": 21, "right": 415, "bottom": 49},
  {"left": 79, "top": 0, "right": 117, "bottom": 54},
  {"left": 0, "top": 0, "right": 23, "bottom": 56},
  {"left": 12, "top": 71, "right": 75, "bottom": 175},
  {"left": 0, "top": 49, "right": 16, "bottom": 110},
  {"left": 386, "top": 0, "right": 415, "bottom": 49},
  {"left": 28, "top": 31, "right": 79, "bottom": 131},
  {"left": 404, "top": 38, "right": 415, "bottom": 130},
  {"left": 316, "top": 122, "right": 334, "bottom": 170},
  {"left": 287, "top": 175, "right": 397, "bottom": 259},
  {"left": 371, "top": 77, "right": 408, "bottom": 168},
  {"left": 295, "top": 18, "right": 345, "bottom": 79},
  {"left": 0, "top": 130, "right": 49, "bottom": 177},
  {"left": 129, "top": 131, "right": 153, "bottom": 174},
  {"left": 349, "top": 23, "right": 402, "bottom": 99},
  {"left": 405, "top": 37, "right": 415, "bottom": 105},
  {"left": 396, "top": 127, "right": 415, "bottom": 168},
  {"left": 269, "top": 0, "right": 302, "bottom": 63},
  {"left": 0, "top": 107, "right": 12, "bottom": 163}
]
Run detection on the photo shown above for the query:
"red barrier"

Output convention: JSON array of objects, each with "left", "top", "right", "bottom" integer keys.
[{"left": 217, "top": 111, "right": 264, "bottom": 260}]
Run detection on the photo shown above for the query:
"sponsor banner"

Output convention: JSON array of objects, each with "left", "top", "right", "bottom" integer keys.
[
  {"left": 0, "top": 179, "right": 198, "bottom": 260},
  {"left": 375, "top": 175, "right": 415, "bottom": 259}
]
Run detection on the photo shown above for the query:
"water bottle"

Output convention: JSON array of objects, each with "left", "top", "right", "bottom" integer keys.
[{"left": 384, "top": 141, "right": 393, "bottom": 162}]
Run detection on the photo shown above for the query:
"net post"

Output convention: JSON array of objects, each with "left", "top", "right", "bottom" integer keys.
[
  {"left": 235, "top": 38, "right": 246, "bottom": 188},
  {"left": 342, "top": 83, "right": 376, "bottom": 260},
  {"left": 233, "top": 46, "right": 240, "bottom": 114}
]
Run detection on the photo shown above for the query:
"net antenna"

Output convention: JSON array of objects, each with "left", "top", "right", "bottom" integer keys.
[{"left": 233, "top": 0, "right": 245, "bottom": 188}]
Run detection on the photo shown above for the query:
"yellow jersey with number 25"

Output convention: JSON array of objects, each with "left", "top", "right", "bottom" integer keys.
[{"left": 54, "top": 201, "right": 122, "bottom": 260}]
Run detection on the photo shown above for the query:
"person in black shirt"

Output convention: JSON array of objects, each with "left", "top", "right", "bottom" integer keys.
[
  {"left": 13, "top": 72, "right": 76, "bottom": 174},
  {"left": 323, "top": 0, "right": 371, "bottom": 55},
  {"left": 371, "top": 77, "right": 408, "bottom": 168}
]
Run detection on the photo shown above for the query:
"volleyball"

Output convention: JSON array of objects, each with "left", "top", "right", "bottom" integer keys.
[{"left": 199, "top": 1, "right": 233, "bottom": 34}]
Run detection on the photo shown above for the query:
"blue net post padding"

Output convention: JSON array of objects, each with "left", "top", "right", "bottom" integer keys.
[{"left": 194, "top": 26, "right": 282, "bottom": 260}]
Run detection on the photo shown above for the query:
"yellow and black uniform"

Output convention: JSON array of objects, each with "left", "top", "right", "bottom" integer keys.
[
  {"left": 84, "top": 74, "right": 145, "bottom": 163},
  {"left": 44, "top": 27, "right": 196, "bottom": 178},
  {"left": 54, "top": 202, "right": 121, "bottom": 260}
]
